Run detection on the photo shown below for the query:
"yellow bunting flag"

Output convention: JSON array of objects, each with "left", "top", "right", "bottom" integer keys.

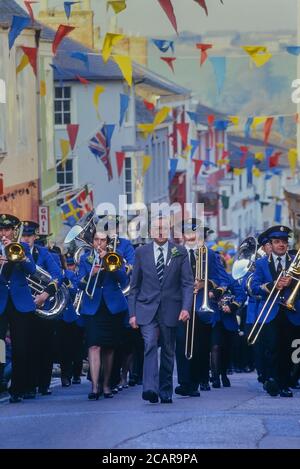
[
  {"left": 107, "top": 0, "right": 127, "bottom": 14},
  {"left": 153, "top": 106, "right": 171, "bottom": 126},
  {"left": 242, "top": 46, "right": 272, "bottom": 68},
  {"left": 93, "top": 85, "right": 105, "bottom": 117},
  {"left": 137, "top": 123, "right": 155, "bottom": 139},
  {"left": 40, "top": 80, "right": 46, "bottom": 97},
  {"left": 216, "top": 143, "right": 224, "bottom": 149},
  {"left": 182, "top": 145, "right": 192, "bottom": 158},
  {"left": 228, "top": 115, "right": 239, "bottom": 127},
  {"left": 251, "top": 116, "right": 266, "bottom": 129},
  {"left": 102, "top": 33, "right": 124, "bottom": 63},
  {"left": 252, "top": 167, "right": 261, "bottom": 177},
  {"left": 114, "top": 55, "right": 132, "bottom": 87},
  {"left": 233, "top": 168, "right": 244, "bottom": 176},
  {"left": 255, "top": 152, "right": 264, "bottom": 161},
  {"left": 60, "top": 139, "right": 71, "bottom": 168},
  {"left": 142, "top": 155, "right": 152, "bottom": 175},
  {"left": 16, "top": 54, "right": 29, "bottom": 74},
  {"left": 288, "top": 148, "right": 298, "bottom": 175},
  {"left": 217, "top": 159, "right": 229, "bottom": 166}
]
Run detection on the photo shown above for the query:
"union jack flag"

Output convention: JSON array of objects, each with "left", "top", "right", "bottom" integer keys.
[{"left": 88, "top": 125, "right": 114, "bottom": 181}]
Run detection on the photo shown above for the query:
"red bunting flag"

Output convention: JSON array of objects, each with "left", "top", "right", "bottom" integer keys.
[
  {"left": 76, "top": 75, "right": 90, "bottom": 85},
  {"left": 67, "top": 124, "right": 79, "bottom": 150},
  {"left": 192, "top": 159, "right": 203, "bottom": 178},
  {"left": 269, "top": 151, "right": 282, "bottom": 168},
  {"left": 115, "top": 151, "right": 126, "bottom": 178},
  {"left": 207, "top": 114, "right": 215, "bottom": 147},
  {"left": 143, "top": 100, "right": 155, "bottom": 112},
  {"left": 21, "top": 46, "right": 37, "bottom": 75},
  {"left": 264, "top": 117, "right": 274, "bottom": 145},
  {"left": 240, "top": 146, "right": 248, "bottom": 165},
  {"left": 196, "top": 43, "right": 212, "bottom": 65},
  {"left": 52, "top": 25, "right": 75, "bottom": 55},
  {"left": 0, "top": 173, "right": 3, "bottom": 196},
  {"left": 176, "top": 122, "right": 189, "bottom": 149},
  {"left": 160, "top": 56, "right": 176, "bottom": 73},
  {"left": 194, "top": 0, "right": 208, "bottom": 15},
  {"left": 24, "top": 1, "right": 37, "bottom": 24},
  {"left": 207, "top": 114, "right": 215, "bottom": 126},
  {"left": 157, "top": 0, "right": 178, "bottom": 34}
]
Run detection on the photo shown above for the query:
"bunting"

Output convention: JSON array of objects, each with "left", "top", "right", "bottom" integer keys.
[
  {"left": 242, "top": 46, "right": 272, "bottom": 68},
  {"left": 70, "top": 51, "right": 89, "bottom": 69},
  {"left": 107, "top": 0, "right": 127, "bottom": 14},
  {"left": 9, "top": 16, "right": 30, "bottom": 50},
  {"left": 169, "top": 158, "right": 178, "bottom": 183},
  {"left": 60, "top": 139, "right": 71, "bottom": 168},
  {"left": 52, "top": 25, "right": 75, "bottom": 55},
  {"left": 16, "top": 54, "right": 29, "bottom": 74},
  {"left": 115, "top": 151, "right": 126, "bottom": 177},
  {"left": 93, "top": 85, "right": 105, "bottom": 118},
  {"left": 160, "top": 56, "right": 176, "bottom": 72},
  {"left": 210, "top": 57, "right": 226, "bottom": 94},
  {"left": 102, "top": 33, "right": 124, "bottom": 63},
  {"left": 196, "top": 43, "right": 213, "bottom": 66},
  {"left": 152, "top": 39, "right": 174, "bottom": 53},
  {"left": 114, "top": 55, "right": 132, "bottom": 86},
  {"left": 119, "top": 94, "right": 130, "bottom": 127},
  {"left": 288, "top": 149, "right": 298, "bottom": 175},
  {"left": 24, "top": 1, "right": 38, "bottom": 24},
  {"left": 142, "top": 155, "right": 152, "bottom": 175},
  {"left": 64, "top": 2, "right": 80, "bottom": 20},
  {"left": 21, "top": 46, "right": 37, "bottom": 75},
  {"left": 157, "top": 0, "right": 178, "bottom": 34},
  {"left": 66, "top": 124, "right": 79, "bottom": 150}
]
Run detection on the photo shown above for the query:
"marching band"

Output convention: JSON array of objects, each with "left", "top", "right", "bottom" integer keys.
[{"left": 1, "top": 210, "right": 300, "bottom": 404}]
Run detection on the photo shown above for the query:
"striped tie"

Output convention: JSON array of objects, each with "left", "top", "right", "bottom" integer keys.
[{"left": 156, "top": 247, "right": 165, "bottom": 283}]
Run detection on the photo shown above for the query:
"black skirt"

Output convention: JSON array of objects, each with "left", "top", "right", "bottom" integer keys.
[{"left": 84, "top": 301, "right": 125, "bottom": 348}]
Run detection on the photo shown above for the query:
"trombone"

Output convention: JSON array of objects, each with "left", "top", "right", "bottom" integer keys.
[
  {"left": 185, "top": 244, "right": 214, "bottom": 360},
  {"left": 247, "top": 248, "right": 300, "bottom": 345}
]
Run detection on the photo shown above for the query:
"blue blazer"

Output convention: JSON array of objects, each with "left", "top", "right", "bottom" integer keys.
[
  {"left": 78, "top": 252, "right": 129, "bottom": 316},
  {"left": 60, "top": 269, "right": 79, "bottom": 323},
  {"left": 251, "top": 254, "right": 300, "bottom": 326},
  {"left": 241, "top": 272, "right": 260, "bottom": 325},
  {"left": 0, "top": 242, "right": 36, "bottom": 314},
  {"left": 117, "top": 237, "right": 135, "bottom": 267},
  {"left": 33, "top": 245, "right": 63, "bottom": 285},
  {"left": 216, "top": 274, "right": 247, "bottom": 331},
  {"left": 195, "top": 249, "right": 230, "bottom": 325}
]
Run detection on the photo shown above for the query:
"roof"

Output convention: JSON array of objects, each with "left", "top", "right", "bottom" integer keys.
[{"left": 0, "top": 0, "right": 29, "bottom": 24}]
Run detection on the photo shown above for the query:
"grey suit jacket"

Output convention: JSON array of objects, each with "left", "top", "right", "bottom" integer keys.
[{"left": 128, "top": 241, "right": 194, "bottom": 327}]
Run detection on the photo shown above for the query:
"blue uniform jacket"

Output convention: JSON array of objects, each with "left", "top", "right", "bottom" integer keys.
[
  {"left": 117, "top": 237, "right": 135, "bottom": 267},
  {"left": 251, "top": 254, "right": 300, "bottom": 326},
  {"left": 0, "top": 242, "right": 36, "bottom": 314},
  {"left": 33, "top": 245, "right": 63, "bottom": 285},
  {"left": 78, "top": 252, "right": 129, "bottom": 316},
  {"left": 195, "top": 249, "right": 230, "bottom": 325},
  {"left": 241, "top": 272, "right": 260, "bottom": 325},
  {"left": 60, "top": 269, "right": 81, "bottom": 324},
  {"left": 216, "top": 273, "right": 247, "bottom": 331}
]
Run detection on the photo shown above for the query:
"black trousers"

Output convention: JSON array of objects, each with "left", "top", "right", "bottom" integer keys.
[
  {"left": 57, "top": 321, "right": 84, "bottom": 380},
  {"left": 31, "top": 316, "right": 56, "bottom": 391},
  {"left": 261, "top": 310, "right": 300, "bottom": 388},
  {"left": 0, "top": 298, "right": 35, "bottom": 395},
  {"left": 176, "top": 315, "right": 212, "bottom": 389},
  {"left": 211, "top": 322, "right": 235, "bottom": 376}
]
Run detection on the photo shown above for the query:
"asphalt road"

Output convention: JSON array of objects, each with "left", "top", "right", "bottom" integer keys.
[{"left": 1, "top": 373, "right": 300, "bottom": 449}]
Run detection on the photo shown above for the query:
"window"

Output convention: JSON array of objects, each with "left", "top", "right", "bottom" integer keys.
[
  {"left": 221, "top": 190, "right": 228, "bottom": 227},
  {"left": 239, "top": 174, "right": 243, "bottom": 192},
  {"left": 57, "top": 158, "right": 74, "bottom": 192},
  {"left": 54, "top": 86, "right": 71, "bottom": 125},
  {"left": 125, "top": 157, "right": 133, "bottom": 204}
]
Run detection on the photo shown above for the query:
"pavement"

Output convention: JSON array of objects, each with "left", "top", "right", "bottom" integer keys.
[{"left": 1, "top": 373, "right": 300, "bottom": 449}]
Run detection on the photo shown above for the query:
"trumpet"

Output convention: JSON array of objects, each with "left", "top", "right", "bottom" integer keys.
[
  {"left": 247, "top": 248, "right": 300, "bottom": 345},
  {"left": 185, "top": 244, "right": 213, "bottom": 360},
  {"left": 0, "top": 223, "right": 25, "bottom": 275}
]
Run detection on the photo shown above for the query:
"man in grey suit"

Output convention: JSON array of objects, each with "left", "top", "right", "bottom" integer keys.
[{"left": 128, "top": 217, "right": 194, "bottom": 404}]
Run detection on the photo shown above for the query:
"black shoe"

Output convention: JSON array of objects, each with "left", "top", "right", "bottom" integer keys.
[
  {"left": 212, "top": 378, "right": 221, "bottom": 389},
  {"left": 61, "top": 378, "right": 71, "bottom": 387},
  {"left": 88, "top": 392, "right": 100, "bottom": 400},
  {"left": 280, "top": 388, "right": 293, "bottom": 398},
  {"left": 104, "top": 392, "right": 114, "bottom": 398},
  {"left": 128, "top": 379, "right": 136, "bottom": 386},
  {"left": 72, "top": 377, "right": 81, "bottom": 385},
  {"left": 23, "top": 392, "right": 36, "bottom": 399},
  {"left": 112, "top": 387, "right": 119, "bottom": 394},
  {"left": 38, "top": 388, "right": 52, "bottom": 396},
  {"left": 142, "top": 390, "right": 159, "bottom": 403},
  {"left": 9, "top": 395, "right": 22, "bottom": 404},
  {"left": 188, "top": 390, "right": 200, "bottom": 397},
  {"left": 200, "top": 382, "right": 211, "bottom": 391},
  {"left": 257, "top": 374, "right": 264, "bottom": 383},
  {"left": 174, "top": 385, "right": 189, "bottom": 396},
  {"left": 265, "top": 379, "right": 280, "bottom": 397},
  {"left": 221, "top": 375, "right": 231, "bottom": 387},
  {"left": 160, "top": 397, "right": 173, "bottom": 404}
]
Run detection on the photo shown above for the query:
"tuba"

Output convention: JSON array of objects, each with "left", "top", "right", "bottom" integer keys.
[{"left": 27, "top": 266, "right": 69, "bottom": 319}]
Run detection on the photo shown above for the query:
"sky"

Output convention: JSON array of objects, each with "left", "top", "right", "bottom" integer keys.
[{"left": 17, "top": 0, "right": 298, "bottom": 36}]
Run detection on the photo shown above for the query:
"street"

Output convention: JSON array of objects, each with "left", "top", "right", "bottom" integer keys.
[{"left": 1, "top": 373, "right": 300, "bottom": 449}]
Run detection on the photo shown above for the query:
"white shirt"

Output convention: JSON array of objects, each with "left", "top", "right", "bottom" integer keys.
[
  {"left": 153, "top": 241, "right": 168, "bottom": 265},
  {"left": 94, "top": 249, "right": 100, "bottom": 264},
  {"left": 272, "top": 252, "right": 286, "bottom": 271},
  {"left": 185, "top": 244, "right": 198, "bottom": 262}
]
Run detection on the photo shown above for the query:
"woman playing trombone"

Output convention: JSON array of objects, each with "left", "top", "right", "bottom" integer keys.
[{"left": 78, "top": 230, "right": 129, "bottom": 400}]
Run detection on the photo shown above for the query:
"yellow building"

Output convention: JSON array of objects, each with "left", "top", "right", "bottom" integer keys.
[{"left": 38, "top": 0, "right": 96, "bottom": 49}]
